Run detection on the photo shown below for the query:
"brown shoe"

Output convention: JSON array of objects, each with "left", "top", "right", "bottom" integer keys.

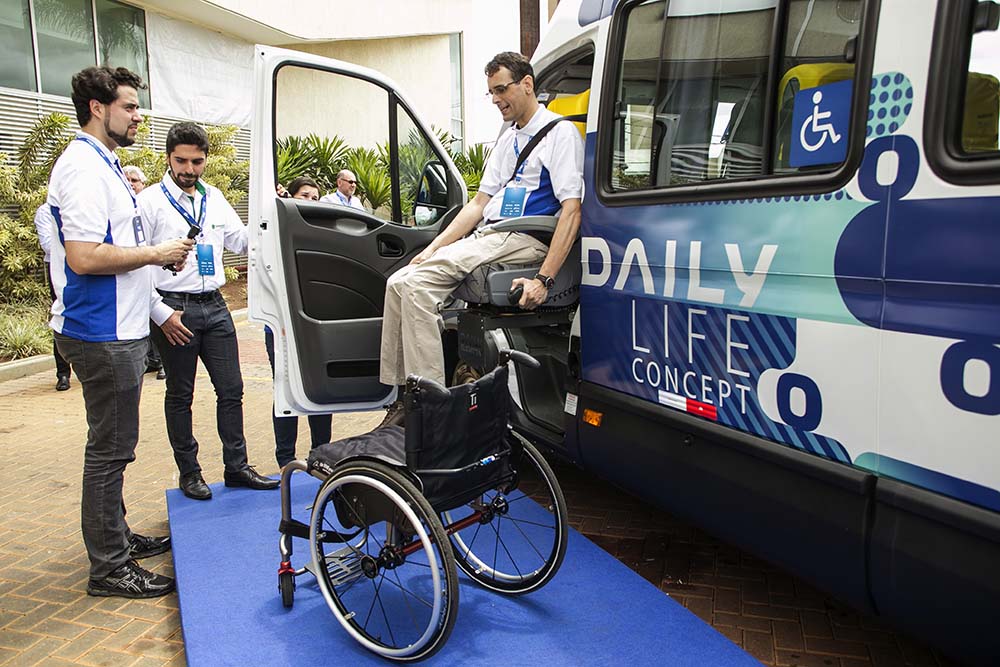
[{"left": 377, "top": 400, "right": 405, "bottom": 429}]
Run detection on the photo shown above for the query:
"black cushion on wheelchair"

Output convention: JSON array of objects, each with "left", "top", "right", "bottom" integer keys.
[
  {"left": 308, "top": 425, "right": 407, "bottom": 475},
  {"left": 450, "top": 216, "right": 581, "bottom": 308},
  {"left": 307, "top": 367, "right": 516, "bottom": 514}
]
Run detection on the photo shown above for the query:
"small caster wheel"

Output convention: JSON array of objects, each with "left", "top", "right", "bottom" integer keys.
[{"left": 279, "top": 570, "right": 295, "bottom": 608}]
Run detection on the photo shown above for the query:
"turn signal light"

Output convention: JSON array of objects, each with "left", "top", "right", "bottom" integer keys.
[{"left": 582, "top": 408, "right": 603, "bottom": 427}]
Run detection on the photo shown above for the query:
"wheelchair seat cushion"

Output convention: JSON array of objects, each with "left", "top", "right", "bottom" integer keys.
[{"left": 308, "top": 425, "right": 406, "bottom": 477}]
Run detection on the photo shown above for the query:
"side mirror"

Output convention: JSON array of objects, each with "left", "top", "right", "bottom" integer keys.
[{"left": 412, "top": 160, "right": 449, "bottom": 226}]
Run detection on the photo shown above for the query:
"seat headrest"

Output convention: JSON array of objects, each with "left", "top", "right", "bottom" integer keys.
[{"left": 546, "top": 89, "right": 589, "bottom": 138}]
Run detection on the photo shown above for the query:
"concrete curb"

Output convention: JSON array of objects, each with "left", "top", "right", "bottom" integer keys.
[{"left": 0, "top": 307, "right": 249, "bottom": 384}]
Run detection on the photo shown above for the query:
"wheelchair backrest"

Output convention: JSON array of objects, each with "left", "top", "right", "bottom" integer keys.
[{"left": 403, "top": 365, "right": 514, "bottom": 511}]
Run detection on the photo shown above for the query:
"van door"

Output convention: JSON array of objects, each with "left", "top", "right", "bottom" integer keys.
[{"left": 248, "top": 46, "right": 467, "bottom": 415}]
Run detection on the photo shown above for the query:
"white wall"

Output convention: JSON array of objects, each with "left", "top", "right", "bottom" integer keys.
[
  {"left": 282, "top": 35, "right": 452, "bottom": 146},
  {"left": 195, "top": 0, "right": 521, "bottom": 146},
  {"left": 141, "top": 0, "right": 521, "bottom": 145}
]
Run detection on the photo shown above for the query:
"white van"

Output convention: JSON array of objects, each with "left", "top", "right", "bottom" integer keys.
[{"left": 249, "top": 1, "right": 1000, "bottom": 661}]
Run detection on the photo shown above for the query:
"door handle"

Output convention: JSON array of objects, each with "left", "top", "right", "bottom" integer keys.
[{"left": 377, "top": 234, "right": 405, "bottom": 258}]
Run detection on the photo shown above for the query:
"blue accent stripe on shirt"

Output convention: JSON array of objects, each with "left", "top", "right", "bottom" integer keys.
[
  {"left": 523, "top": 167, "right": 560, "bottom": 216},
  {"left": 52, "top": 207, "right": 119, "bottom": 341}
]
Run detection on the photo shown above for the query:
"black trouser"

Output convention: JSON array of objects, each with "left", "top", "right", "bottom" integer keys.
[
  {"left": 45, "top": 263, "right": 71, "bottom": 378},
  {"left": 264, "top": 327, "right": 331, "bottom": 467},
  {"left": 150, "top": 290, "right": 249, "bottom": 476},
  {"left": 54, "top": 334, "right": 145, "bottom": 578}
]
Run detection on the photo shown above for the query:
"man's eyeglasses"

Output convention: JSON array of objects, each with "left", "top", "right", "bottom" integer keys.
[
  {"left": 486, "top": 76, "right": 524, "bottom": 98},
  {"left": 340, "top": 178, "right": 357, "bottom": 185}
]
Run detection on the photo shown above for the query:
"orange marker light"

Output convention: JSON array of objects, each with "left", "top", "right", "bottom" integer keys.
[{"left": 582, "top": 409, "right": 603, "bottom": 427}]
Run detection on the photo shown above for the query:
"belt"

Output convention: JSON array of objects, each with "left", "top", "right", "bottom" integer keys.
[{"left": 157, "top": 289, "right": 220, "bottom": 303}]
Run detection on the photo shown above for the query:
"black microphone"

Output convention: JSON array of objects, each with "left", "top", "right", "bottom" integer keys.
[{"left": 163, "top": 224, "right": 201, "bottom": 273}]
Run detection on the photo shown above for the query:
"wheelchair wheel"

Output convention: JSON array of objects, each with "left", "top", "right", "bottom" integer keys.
[
  {"left": 443, "top": 432, "right": 568, "bottom": 595},
  {"left": 309, "top": 460, "right": 459, "bottom": 662}
]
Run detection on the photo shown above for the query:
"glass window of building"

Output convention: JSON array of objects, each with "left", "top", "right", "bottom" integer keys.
[
  {"left": 96, "top": 0, "right": 150, "bottom": 107},
  {"left": 0, "top": 0, "right": 37, "bottom": 92},
  {"left": 35, "top": 0, "right": 97, "bottom": 98}
]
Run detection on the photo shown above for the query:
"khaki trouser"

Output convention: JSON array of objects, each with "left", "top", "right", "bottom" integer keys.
[{"left": 379, "top": 227, "right": 548, "bottom": 386}]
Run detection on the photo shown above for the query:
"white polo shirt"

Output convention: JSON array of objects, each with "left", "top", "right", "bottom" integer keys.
[
  {"left": 139, "top": 173, "right": 248, "bottom": 293},
  {"left": 320, "top": 190, "right": 365, "bottom": 210},
  {"left": 47, "top": 132, "right": 171, "bottom": 342},
  {"left": 478, "top": 106, "right": 584, "bottom": 222}
]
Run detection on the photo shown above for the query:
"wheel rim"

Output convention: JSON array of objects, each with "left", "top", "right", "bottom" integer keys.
[
  {"left": 443, "top": 435, "right": 566, "bottom": 593},
  {"left": 310, "top": 472, "right": 450, "bottom": 659}
]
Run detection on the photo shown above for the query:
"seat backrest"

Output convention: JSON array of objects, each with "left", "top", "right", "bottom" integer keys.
[
  {"left": 403, "top": 366, "right": 514, "bottom": 511},
  {"left": 546, "top": 89, "right": 590, "bottom": 138}
]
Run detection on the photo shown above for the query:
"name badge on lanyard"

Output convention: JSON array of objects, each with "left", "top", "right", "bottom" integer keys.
[
  {"left": 501, "top": 133, "right": 531, "bottom": 218},
  {"left": 196, "top": 243, "right": 215, "bottom": 276},
  {"left": 132, "top": 216, "right": 146, "bottom": 246}
]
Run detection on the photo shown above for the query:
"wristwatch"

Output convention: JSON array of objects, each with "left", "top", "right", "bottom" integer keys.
[{"left": 534, "top": 273, "right": 555, "bottom": 290}]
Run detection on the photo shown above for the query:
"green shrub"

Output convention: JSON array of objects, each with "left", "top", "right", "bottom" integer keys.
[{"left": 0, "top": 301, "right": 52, "bottom": 360}]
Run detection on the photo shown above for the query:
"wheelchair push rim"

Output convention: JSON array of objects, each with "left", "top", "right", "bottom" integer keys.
[
  {"left": 442, "top": 432, "right": 568, "bottom": 595},
  {"left": 309, "top": 462, "right": 459, "bottom": 662}
]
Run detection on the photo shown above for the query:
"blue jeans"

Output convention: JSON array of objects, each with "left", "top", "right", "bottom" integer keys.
[
  {"left": 54, "top": 334, "right": 145, "bottom": 578},
  {"left": 150, "top": 291, "right": 249, "bottom": 476},
  {"left": 265, "top": 326, "right": 331, "bottom": 467}
]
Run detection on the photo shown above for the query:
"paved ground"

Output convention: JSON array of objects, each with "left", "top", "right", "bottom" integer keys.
[{"left": 0, "top": 315, "right": 961, "bottom": 666}]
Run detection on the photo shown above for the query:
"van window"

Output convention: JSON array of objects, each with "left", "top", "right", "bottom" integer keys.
[{"left": 611, "top": 0, "right": 864, "bottom": 192}]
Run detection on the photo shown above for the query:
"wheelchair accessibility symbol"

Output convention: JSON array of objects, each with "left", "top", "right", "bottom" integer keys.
[
  {"left": 790, "top": 80, "right": 852, "bottom": 168},
  {"left": 800, "top": 91, "right": 842, "bottom": 151}
]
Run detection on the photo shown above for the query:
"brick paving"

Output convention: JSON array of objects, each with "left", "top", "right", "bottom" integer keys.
[{"left": 0, "top": 315, "right": 964, "bottom": 666}]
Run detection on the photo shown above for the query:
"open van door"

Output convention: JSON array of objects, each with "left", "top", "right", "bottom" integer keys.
[{"left": 248, "top": 46, "right": 467, "bottom": 416}]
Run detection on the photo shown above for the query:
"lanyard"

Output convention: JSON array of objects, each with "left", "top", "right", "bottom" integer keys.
[
  {"left": 336, "top": 191, "right": 352, "bottom": 207},
  {"left": 160, "top": 181, "right": 207, "bottom": 233},
  {"left": 74, "top": 135, "right": 136, "bottom": 208},
  {"left": 512, "top": 133, "right": 533, "bottom": 182}
]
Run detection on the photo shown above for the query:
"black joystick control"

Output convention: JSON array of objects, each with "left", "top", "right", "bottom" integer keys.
[{"left": 507, "top": 284, "right": 524, "bottom": 306}]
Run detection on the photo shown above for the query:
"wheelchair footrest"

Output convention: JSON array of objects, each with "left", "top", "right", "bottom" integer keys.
[{"left": 321, "top": 545, "right": 366, "bottom": 587}]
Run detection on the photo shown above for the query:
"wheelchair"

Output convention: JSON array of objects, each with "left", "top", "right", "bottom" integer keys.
[{"left": 276, "top": 349, "right": 568, "bottom": 662}]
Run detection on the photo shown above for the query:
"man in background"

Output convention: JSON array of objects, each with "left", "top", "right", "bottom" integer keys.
[
  {"left": 320, "top": 169, "right": 365, "bottom": 210},
  {"left": 124, "top": 164, "right": 166, "bottom": 381},
  {"left": 34, "top": 203, "right": 72, "bottom": 391}
]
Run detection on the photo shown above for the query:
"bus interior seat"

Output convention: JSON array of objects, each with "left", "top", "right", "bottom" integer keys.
[{"left": 963, "top": 72, "right": 999, "bottom": 152}]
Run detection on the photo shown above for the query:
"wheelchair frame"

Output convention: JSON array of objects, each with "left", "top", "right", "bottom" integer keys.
[{"left": 275, "top": 355, "right": 568, "bottom": 662}]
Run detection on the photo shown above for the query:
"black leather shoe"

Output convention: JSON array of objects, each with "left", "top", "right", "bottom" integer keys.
[
  {"left": 224, "top": 466, "right": 279, "bottom": 490},
  {"left": 129, "top": 533, "right": 171, "bottom": 559},
  {"left": 156, "top": 368, "right": 166, "bottom": 380},
  {"left": 87, "top": 560, "right": 175, "bottom": 599},
  {"left": 179, "top": 471, "right": 212, "bottom": 500},
  {"left": 55, "top": 375, "right": 70, "bottom": 391},
  {"left": 377, "top": 400, "right": 405, "bottom": 429}
]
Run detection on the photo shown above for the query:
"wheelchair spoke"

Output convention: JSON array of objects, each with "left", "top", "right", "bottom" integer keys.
[
  {"left": 498, "top": 514, "right": 548, "bottom": 563},
  {"left": 388, "top": 567, "right": 435, "bottom": 611},
  {"left": 489, "top": 517, "right": 525, "bottom": 579}
]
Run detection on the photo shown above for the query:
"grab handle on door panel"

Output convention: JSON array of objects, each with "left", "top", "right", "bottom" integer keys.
[{"left": 377, "top": 234, "right": 405, "bottom": 258}]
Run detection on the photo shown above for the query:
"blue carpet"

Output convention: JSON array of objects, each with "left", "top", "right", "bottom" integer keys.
[{"left": 167, "top": 476, "right": 759, "bottom": 666}]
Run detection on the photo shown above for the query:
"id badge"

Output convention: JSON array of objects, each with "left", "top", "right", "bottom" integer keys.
[
  {"left": 196, "top": 244, "right": 216, "bottom": 276},
  {"left": 500, "top": 186, "right": 527, "bottom": 218},
  {"left": 132, "top": 216, "right": 146, "bottom": 246}
]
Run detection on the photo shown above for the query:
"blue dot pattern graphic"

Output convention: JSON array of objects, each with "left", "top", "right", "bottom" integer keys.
[{"left": 867, "top": 72, "right": 913, "bottom": 139}]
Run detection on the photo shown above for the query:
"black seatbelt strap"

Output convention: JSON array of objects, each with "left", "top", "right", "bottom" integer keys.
[{"left": 504, "top": 113, "right": 586, "bottom": 186}]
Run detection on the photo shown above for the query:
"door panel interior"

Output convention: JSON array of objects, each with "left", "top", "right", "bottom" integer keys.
[{"left": 275, "top": 199, "right": 437, "bottom": 404}]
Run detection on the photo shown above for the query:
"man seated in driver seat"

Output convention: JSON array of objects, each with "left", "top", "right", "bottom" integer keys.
[{"left": 378, "top": 51, "right": 584, "bottom": 427}]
